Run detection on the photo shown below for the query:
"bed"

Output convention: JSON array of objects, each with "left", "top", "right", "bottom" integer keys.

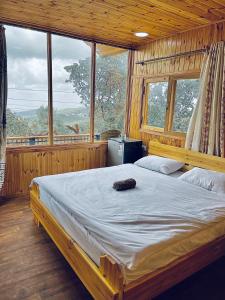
[{"left": 30, "top": 141, "right": 225, "bottom": 300}]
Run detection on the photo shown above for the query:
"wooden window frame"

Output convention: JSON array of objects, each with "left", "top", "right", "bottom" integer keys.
[
  {"left": 47, "top": 32, "right": 54, "bottom": 145},
  {"left": 142, "top": 76, "right": 169, "bottom": 133},
  {"left": 5, "top": 24, "right": 131, "bottom": 148},
  {"left": 47, "top": 34, "right": 95, "bottom": 145},
  {"left": 141, "top": 72, "right": 200, "bottom": 137}
]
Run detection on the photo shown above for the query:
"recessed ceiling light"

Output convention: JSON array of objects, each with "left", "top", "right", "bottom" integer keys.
[{"left": 134, "top": 32, "right": 149, "bottom": 37}]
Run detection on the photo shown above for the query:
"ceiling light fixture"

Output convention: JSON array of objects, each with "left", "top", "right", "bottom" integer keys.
[{"left": 134, "top": 32, "right": 149, "bottom": 37}]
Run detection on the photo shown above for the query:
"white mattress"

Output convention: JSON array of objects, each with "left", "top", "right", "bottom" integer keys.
[{"left": 33, "top": 164, "right": 225, "bottom": 284}]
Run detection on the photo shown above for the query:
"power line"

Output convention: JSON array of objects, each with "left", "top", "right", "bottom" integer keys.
[
  {"left": 8, "top": 98, "right": 46, "bottom": 102},
  {"left": 8, "top": 97, "right": 79, "bottom": 104},
  {"left": 8, "top": 104, "right": 41, "bottom": 108},
  {"left": 8, "top": 102, "right": 83, "bottom": 109},
  {"left": 8, "top": 87, "right": 75, "bottom": 93}
]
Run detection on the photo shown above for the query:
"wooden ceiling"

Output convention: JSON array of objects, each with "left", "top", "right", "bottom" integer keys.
[{"left": 1, "top": 0, "right": 225, "bottom": 49}]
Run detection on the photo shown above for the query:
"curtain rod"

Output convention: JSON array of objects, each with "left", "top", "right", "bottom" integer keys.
[{"left": 136, "top": 48, "right": 208, "bottom": 65}]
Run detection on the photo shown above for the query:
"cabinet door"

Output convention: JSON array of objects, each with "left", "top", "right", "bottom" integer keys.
[{"left": 123, "top": 142, "right": 142, "bottom": 164}]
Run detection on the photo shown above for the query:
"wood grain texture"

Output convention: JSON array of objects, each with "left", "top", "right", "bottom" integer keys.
[
  {"left": 47, "top": 32, "right": 54, "bottom": 145},
  {"left": 149, "top": 141, "right": 225, "bottom": 173},
  {"left": 30, "top": 161, "right": 225, "bottom": 300},
  {"left": 0, "top": 196, "right": 93, "bottom": 300},
  {"left": 124, "top": 235, "right": 225, "bottom": 300},
  {"left": 1, "top": 1, "right": 225, "bottom": 48},
  {"left": 1, "top": 198, "right": 225, "bottom": 299},
  {"left": 0, "top": 142, "right": 107, "bottom": 197},
  {"left": 129, "top": 21, "right": 225, "bottom": 147},
  {"left": 30, "top": 183, "right": 119, "bottom": 300}
]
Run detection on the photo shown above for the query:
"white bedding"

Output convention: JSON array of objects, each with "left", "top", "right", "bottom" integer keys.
[{"left": 33, "top": 164, "right": 225, "bottom": 283}]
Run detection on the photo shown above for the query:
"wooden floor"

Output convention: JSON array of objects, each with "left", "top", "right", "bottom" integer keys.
[{"left": 1, "top": 197, "right": 225, "bottom": 300}]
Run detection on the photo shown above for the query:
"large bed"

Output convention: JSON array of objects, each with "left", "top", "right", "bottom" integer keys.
[{"left": 30, "top": 141, "right": 225, "bottom": 300}]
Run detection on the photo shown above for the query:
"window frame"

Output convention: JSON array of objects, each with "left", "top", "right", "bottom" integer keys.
[
  {"left": 47, "top": 35, "right": 96, "bottom": 145},
  {"left": 142, "top": 76, "right": 170, "bottom": 133},
  {"left": 141, "top": 72, "right": 200, "bottom": 136},
  {"left": 5, "top": 25, "right": 130, "bottom": 148}
]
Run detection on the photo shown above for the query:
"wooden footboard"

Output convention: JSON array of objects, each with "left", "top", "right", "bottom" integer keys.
[
  {"left": 30, "top": 183, "right": 225, "bottom": 300},
  {"left": 30, "top": 183, "right": 124, "bottom": 300}
]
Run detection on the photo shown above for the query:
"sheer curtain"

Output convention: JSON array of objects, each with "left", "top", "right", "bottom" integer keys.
[
  {"left": 0, "top": 25, "right": 7, "bottom": 190},
  {"left": 185, "top": 42, "right": 225, "bottom": 157}
]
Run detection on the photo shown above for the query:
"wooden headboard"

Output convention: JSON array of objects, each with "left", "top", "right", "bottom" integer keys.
[{"left": 148, "top": 141, "right": 225, "bottom": 173}]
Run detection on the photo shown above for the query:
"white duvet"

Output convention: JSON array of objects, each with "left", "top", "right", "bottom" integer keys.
[{"left": 33, "top": 164, "right": 225, "bottom": 283}]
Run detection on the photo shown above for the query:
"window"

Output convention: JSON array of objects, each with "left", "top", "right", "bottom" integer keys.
[
  {"left": 4, "top": 25, "right": 129, "bottom": 147},
  {"left": 6, "top": 25, "right": 48, "bottom": 146},
  {"left": 142, "top": 75, "right": 200, "bottom": 134},
  {"left": 147, "top": 81, "right": 168, "bottom": 129},
  {"left": 173, "top": 78, "right": 200, "bottom": 133},
  {"left": 94, "top": 45, "right": 128, "bottom": 140},
  {"left": 52, "top": 35, "right": 91, "bottom": 144}
]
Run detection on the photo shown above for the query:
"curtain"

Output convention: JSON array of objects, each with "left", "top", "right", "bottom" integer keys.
[
  {"left": 0, "top": 25, "right": 7, "bottom": 190},
  {"left": 185, "top": 42, "right": 225, "bottom": 157}
]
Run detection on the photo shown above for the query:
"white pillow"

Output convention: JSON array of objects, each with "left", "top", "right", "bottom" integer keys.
[
  {"left": 134, "top": 155, "right": 184, "bottom": 175},
  {"left": 179, "top": 167, "right": 225, "bottom": 194}
]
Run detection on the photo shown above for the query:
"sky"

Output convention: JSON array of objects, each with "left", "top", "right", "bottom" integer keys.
[{"left": 5, "top": 25, "right": 91, "bottom": 112}]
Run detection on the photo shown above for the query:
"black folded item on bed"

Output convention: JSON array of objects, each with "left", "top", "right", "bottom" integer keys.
[{"left": 113, "top": 178, "right": 136, "bottom": 191}]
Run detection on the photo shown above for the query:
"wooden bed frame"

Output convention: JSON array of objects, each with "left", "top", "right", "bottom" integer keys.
[{"left": 30, "top": 141, "right": 225, "bottom": 300}]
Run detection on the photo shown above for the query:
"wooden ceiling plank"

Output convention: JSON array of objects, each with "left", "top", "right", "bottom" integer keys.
[
  {"left": 0, "top": 5, "right": 152, "bottom": 38},
  {"left": 48, "top": 0, "right": 202, "bottom": 33},
  {"left": 0, "top": 3, "right": 193, "bottom": 43},
  {"left": 1, "top": 0, "right": 225, "bottom": 48},
  {"left": 1, "top": 0, "right": 207, "bottom": 33},
  {"left": 121, "top": 0, "right": 210, "bottom": 25},
  {"left": 0, "top": 1, "right": 171, "bottom": 33},
  {"left": 91, "top": 0, "right": 206, "bottom": 27},
  {"left": 184, "top": 0, "right": 225, "bottom": 21},
  {"left": 212, "top": 0, "right": 225, "bottom": 6},
  {"left": 1, "top": 18, "right": 136, "bottom": 49},
  {"left": 145, "top": 0, "right": 225, "bottom": 22},
  {"left": 0, "top": 0, "right": 211, "bottom": 42},
  {"left": 145, "top": 1, "right": 210, "bottom": 24}
]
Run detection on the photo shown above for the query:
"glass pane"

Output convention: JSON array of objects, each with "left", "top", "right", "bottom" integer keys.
[
  {"left": 173, "top": 78, "right": 200, "bottom": 132},
  {"left": 147, "top": 81, "right": 168, "bottom": 128},
  {"left": 52, "top": 35, "right": 91, "bottom": 144},
  {"left": 94, "top": 45, "right": 128, "bottom": 140},
  {"left": 6, "top": 25, "right": 48, "bottom": 146}
]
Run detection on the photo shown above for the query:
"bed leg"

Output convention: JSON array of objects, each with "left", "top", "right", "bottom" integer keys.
[
  {"left": 100, "top": 255, "right": 124, "bottom": 299},
  {"left": 33, "top": 214, "right": 40, "bottom": 227}
]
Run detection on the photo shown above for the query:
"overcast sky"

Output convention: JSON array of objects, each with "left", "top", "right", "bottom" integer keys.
[{"left": 5, "top": 25, "right": 91, "bottom": 112}]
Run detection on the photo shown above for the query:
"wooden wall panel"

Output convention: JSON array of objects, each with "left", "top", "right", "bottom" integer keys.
[
  {"left": 129, "top": 22, "right": 225, "bottom": 148},
  {"left": 0, "top": 143, "right": 107, "bottom": 198}
]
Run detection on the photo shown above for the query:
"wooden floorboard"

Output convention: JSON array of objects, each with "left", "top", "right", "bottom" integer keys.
[
  {"left": 0, "top": 196, "right": 92, "bottom": 300},
  {"left": 1, "top": 196, "right": 225, "bottom": 300}
]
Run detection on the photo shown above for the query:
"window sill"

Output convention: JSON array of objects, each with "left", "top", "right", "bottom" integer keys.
[
  {"left": 6, "top": 141, "right": 107, "bottom": 154},
  {"left": 140, "top": 126, "right": 186, "bottom": 140},
  {"left": 141, "top": 125, "right": 165, "bottom": 133}
]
